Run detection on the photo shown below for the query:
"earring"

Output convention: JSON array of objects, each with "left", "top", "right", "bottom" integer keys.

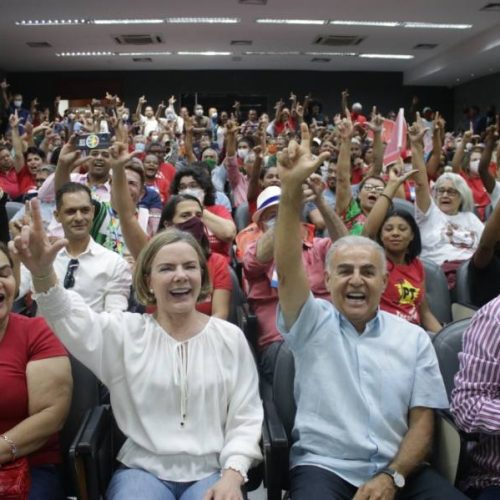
[{"left": 149, "top": 288, "right": 154, "bottom": 295}]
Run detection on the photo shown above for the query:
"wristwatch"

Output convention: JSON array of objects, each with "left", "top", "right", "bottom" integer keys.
[{"left": 380, "top": 467, "right": 405, "bottom": 488}]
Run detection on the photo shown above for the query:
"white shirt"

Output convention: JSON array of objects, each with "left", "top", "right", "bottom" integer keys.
[
  {"left": 416, "top": 199, "right": 484, "bottom": 266},
  {"left": 34, "top": 286, "right": 263, "bottom": 482},
  {"left": 20, "top": 238, "right": 131, "bottom": 312},
  {"left": 140, "top": 115, "right": 159, "bottom": 137}
]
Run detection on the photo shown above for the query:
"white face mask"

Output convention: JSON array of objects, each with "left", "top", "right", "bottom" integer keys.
[
  {"left": 165, "top": 112, "right": 176, "bottom": 121},
  {"left": 211, "top": 112, "right": 218, "bottom": 119},
  {"left": 151, "top": 135, "right": 159, "bottom": 142},
  {"left": 195, "top": 109, "right": 203, "bottom": 117},
  {"left": 13, "top": 100, "right": 22, "bottom": 108},
  {"left": 469, "top": 159, "right": 480, "bottom": 175},
  {"left": 122, "top": 114, "right": 129, "bottom": 121},
  {"left": 68, "top": 113, "right": 76, "bottom": 120},
  {"left": 237, "top": 148, "right": 249, "bottom": 160},
  {"left": 134, "top": 143, "right": 146, "bottom": 152},
  {"left": 180, "top": 188, "right": 205, "bottom": 204}
]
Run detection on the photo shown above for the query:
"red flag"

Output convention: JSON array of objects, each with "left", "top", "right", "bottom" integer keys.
[{"left": 383, "top": 108, "right": 407, "bottom": 168}]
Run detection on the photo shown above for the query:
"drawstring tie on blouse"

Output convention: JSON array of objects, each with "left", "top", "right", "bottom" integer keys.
[{"left": 173, "top": 342, "right": 189, "bottom": 427}]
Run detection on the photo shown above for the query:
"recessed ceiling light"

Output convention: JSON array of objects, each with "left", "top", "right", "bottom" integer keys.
[
  {"left": 56, "top": 51, "right": 114, "bottom": 57},
  {"left": 16, "top": 19, "right": 87, "bottom": 26},
  {"left": 93, "top": 19, "right": 164, "bottom": 25},
  {"left": 305, "top": 51, "right": 357, "bottom": 56},
  {"left": 231, "top": 40, "right": 253, "bottom": 46},
  {"left": 330, "top": 20, "right": 399, "bottom": 27},
  {"left": 256, "top": 19, "right": 327, "bottom": 25},
  {"left": 26, "top": 41, "right": 52, "bottom": 48},
  {"left": 166, "top": 17, "right": 240, "bottom": 24},
  {"left": 404, "top": 22, "right": 472, "bottom": 29},
  {"left": 359, "top": 53, "right": 414, "bottom": 59},
  {"left": 177, "top": 51, "right": 232, "bottom": 55},
  {"left": 118, "top": 51, "right": 172, "bottom": 56},
  {"left": 480, "top": 3, "right": 500, "bottom": 11}
]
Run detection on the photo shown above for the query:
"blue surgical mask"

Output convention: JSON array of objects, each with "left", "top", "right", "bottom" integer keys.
[{"left": 134, "top": 143, "right": 146, "bottom": 152}]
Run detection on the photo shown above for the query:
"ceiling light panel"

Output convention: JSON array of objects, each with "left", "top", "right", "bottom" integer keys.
[
  {"left": 256, "top": 19, "right": 327, "bottom": 25},
  {"left": 118, "top": 51, "right": 172, "bottom": 56},
  {"left": 93, "top": 19, "right": 164, "bottom": 25},
  {"left": 16, "top": 19, "right": 87, "bottom": 26},
  {"left": 305, "top": 51, "right": 357, "bottom": 56},
  {"left": 166, "top": 17, "right": 240, "bottom": 24},
  {"left": 330, "top": 20, "right": 399, "bottom": 27},
  {"left": 177, "top": 51, "right": 232, "bottom": 55},
  {"left": 359, "top": 53, "right": 414, "bottom": 59},
  {"left": 56, "top": 51, "right": 114, "bottom": 57},
  {"left": 404, "top": 22, "right": 472, "bottom": 29}
]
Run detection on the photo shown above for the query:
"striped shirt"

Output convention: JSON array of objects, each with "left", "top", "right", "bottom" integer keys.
[{"left": 451, "top": 295, "right": 500, "bottom": 491}]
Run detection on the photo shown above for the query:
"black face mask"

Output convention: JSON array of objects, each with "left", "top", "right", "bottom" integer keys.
[{"left": 175, "top": 217, "right": 210, "bottom": 253}]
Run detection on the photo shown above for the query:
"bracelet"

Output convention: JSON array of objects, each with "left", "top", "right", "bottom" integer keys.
[
  {"left": 380, "top": 193, "right": 393, "bottom": 205},
  {"left": 1, "top": 434, "right": 17, "bottom": 461}
]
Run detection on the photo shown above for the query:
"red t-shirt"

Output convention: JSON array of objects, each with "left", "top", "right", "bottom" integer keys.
[
  {"left": 205, "top": 204, "right": 234, "bottom": 261},
  {"left": 17, "top": 165, "right": 37, "bottom": 195},
  {"left": 196, "top": 253, "right": 232, "bottom": 316},
  {"left": 380, "top": 258, "right": 425, "bottom": 326},
  {"left": 0, "top": 314, "right": 68, "bottom": 466},
  {"left": 159, "top": 162, "right": 176, "bottom": 185},
  {"left": 146, "top": 173, "right": 170, "bottom": 205},
  {"left": 0, "top": 168, "right": 22, "bottom": 200},
  {"left": 274, "top": 117, "right": 297, "bottom": 136},
  {"left": 460, "top": 171, "right": 492, "bottom": 221}
]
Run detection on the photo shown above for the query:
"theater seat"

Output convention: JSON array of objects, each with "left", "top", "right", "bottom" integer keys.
[
  {"left": 432, "top": 318, "right": 476, "bottom": 485},
  {"left": 422, "top": 258, "right": 452, "bottom": 324},
  {"left": 392, "top": 197, "right": 415, "bottom": 218}
]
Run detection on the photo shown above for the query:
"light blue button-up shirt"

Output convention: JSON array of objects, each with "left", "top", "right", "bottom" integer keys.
[{"left": 277, "top": 293, "right": 448, "bottom": 487}]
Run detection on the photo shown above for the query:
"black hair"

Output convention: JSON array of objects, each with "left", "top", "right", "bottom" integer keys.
[
  {"left": 170, "top": 166, "right": 216, "bottom": 206},
  {"left": 50, "top": 147, "right": 62, "bottom": 167},
  {"left": 259, "top": 164, "right": 278, "bottom": 180},
  {"left": 157, "top": 194, "right": 210, "bottom": 257},
  {"left": 376, "top": 209, "right": 422, "bottom": 263},
  {"left": 55, "top": 182, "right": 92, "bottom": 210},
  {"left": 24, "top": 146, "right": 46, "bottom": 161},
  {"left": 158, "top": 194, "right": 203, "bottom": 232}
]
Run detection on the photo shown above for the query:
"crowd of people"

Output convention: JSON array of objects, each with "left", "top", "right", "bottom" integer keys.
[{"left": 0, "top": 78, "right": 499, "bottom": 500}]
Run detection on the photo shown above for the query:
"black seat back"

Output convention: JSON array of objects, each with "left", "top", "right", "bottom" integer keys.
[
  {"left": 432, "top": 318, "right": 471, "bottom": 400},
  {"left": 422, "top": 258, "right": 452, "bottom": 324},
  {"left": 272, "top": 343, "right": 296, "bottom": 441},
  {"left": 60, "top": 355, "right": 101, "bottom": 495}
]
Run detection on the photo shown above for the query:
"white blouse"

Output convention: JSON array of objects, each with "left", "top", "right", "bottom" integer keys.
[{"left": 35, "top": 286, "right": 263, "bottom": 482}]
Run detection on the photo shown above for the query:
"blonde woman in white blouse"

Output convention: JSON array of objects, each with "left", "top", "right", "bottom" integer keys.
[{"left": 10, "top": 197, "right": 262, "bottom": 500}]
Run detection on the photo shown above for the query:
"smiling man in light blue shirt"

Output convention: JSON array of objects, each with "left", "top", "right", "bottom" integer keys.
[{"left": 274, "top": 122, "right": 468, "bottom": 500}]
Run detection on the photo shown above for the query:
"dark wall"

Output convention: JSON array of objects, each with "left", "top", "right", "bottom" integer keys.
[
  {"left": 6, "top": 69, "right": 454, "bottom": 125},
  {"left": 453, "top": 72, "right": 500, "bottom": 131}
]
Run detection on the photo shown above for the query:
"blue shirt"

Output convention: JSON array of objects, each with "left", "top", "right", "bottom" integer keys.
[
  {"left": 139, "top": 187, "right": 162, "bottom": 210},
  {"left": 277, "top": 293, "right": 448, "bottom": 486}
]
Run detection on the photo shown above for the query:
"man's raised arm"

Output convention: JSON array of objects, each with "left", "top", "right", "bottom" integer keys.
[{"left": 275, "top": 123, "right": 329, "bottom": 330}]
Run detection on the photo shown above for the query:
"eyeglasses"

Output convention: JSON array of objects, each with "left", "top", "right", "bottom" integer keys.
[
  {"left": 63, "top": 259, "right": 79, "bottom": 289},
  {"left": 436, "top": 187, "right": 459, "bottom": 197},
  {"left": 363, "top": 184, "right": 385, "bottom": 194}
]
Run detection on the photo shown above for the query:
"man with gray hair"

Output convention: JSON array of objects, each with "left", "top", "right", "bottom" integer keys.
[{"left": 273, "top": 123, "right": 467, "bottom": 500}]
